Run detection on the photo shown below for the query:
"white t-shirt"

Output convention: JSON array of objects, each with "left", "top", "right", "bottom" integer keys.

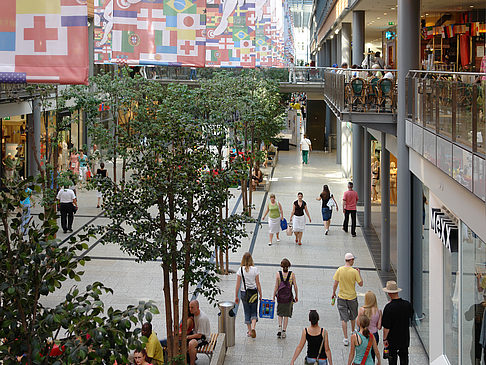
[
  {"left": 194, "top": 310, "right": 211, "bottom": 338},
  {"left": 300, "top": 138, "right": 311, "bottom": 151},
  {"left": 56, "top": 188, "right": 76, "bottom": 203},
  {"left": 237, "top": 266, "right": 259, "bottom": 291}
]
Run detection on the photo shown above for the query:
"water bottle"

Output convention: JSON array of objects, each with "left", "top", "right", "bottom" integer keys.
[{"left": 331, "top": 297, "right": 336, "bottom": 306}]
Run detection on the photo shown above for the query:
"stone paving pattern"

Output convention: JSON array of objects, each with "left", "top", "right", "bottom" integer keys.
[{"left": 37, "top": 149, "right": 428, "bottom": 364}]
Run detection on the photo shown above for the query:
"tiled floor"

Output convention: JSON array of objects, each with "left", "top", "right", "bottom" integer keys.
[{"left": 37, "top": 149, "right": 429, "bottom": 364}]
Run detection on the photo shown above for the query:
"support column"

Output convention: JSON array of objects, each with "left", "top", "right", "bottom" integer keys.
[
  {"left": 86, "top": 21, "right": 94, "bottom": 150},
  {"left": 341, "top": 23, "right": 351, "bottom": 65},
  {"left": 331, "top": 35, "right": 337, "bottom": 66},
  {"left": 325, "top": 39, "right": 332, "bottom": 150},
  {"left": 331, "top": 36, "right": 341, "bottom": 164},
  {"left": 352, "top": 11, "right": 365, "bottom": 66},
  {"left": 397, "top": 0, "right": 420, "bottom": 301},
  {"left": 381, "top": 132, "right": 391, "bottom": 272},
  {"left": 325, "top": 39, "right": 332, "bottom": 66},
  {"left": 363, "top": 128, "right": 371, "bottom": 228},
  {"left": 28, "top": 98, "right": 41, "bottom": 177},
  {"left": 336, "top": 31, "right": 342, "bottom": 67}
]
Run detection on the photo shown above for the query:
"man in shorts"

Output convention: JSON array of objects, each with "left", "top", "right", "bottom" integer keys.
[
  {"left": 188, "top": 300, "right": 210, "bottom": 365},
  {"left": 331, "top": 252, "right": 363, "bottom": 346}
]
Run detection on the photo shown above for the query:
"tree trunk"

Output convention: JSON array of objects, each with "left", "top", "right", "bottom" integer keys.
[
  {"left": 168, "top": 191, "right": 180, "bottom": 358},
  {"left": 225, "top": 196, "right": 229, "bottom": 274},
  {"left": 159, "top": 196, "right": 174, "bottom": 360},
  {"left": 181, "top": 197, "right": 193, "bottom": 363},
  {"left": 248, "top": 125, "right": 255, "bottom": 217}
]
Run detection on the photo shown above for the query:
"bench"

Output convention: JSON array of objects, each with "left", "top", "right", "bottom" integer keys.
[
  {"left": 255, "top": 174, "right": 270, "bottom": 192},
  {"left": 198, "top": 333, "right": 219, "bottom": 362}
]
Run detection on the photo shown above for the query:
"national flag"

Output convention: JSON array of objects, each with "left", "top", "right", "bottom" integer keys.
[
  {"left": 0, "top": 0, "right": 88, "bottom": 84},
  {"left": 445, "top": 25, "right": 454, "bottom": 38},
  {"left": 471, "top": 22, "right": 480, "bottom": 37}
]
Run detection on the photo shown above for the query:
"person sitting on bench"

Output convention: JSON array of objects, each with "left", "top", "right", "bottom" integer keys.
[
  {"left": 187, "top": 300, "right": 211, "bottom": 365},
  {"left": 251, "top": 166, "right": 263, "bottom": 191},
  {"left": 141, "top": 322, "right": 164, "bottom": 365}
]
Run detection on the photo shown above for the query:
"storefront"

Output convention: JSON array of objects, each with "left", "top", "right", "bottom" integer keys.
[
  {"left": 418, "top": 190, "right": 486, "bottom": 365},
  {"left": 370, "top": 138, "right": 398, "bottom": 205},
  {"left": 1, "top": 115, "right": 27, "bottom": 179}
]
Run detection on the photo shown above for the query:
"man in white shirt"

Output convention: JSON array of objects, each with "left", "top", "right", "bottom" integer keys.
[
  {"left": 300, "top": 134, "right": 312, "bottom": 164},
  {"left": 56, "top": 185, "right": 77, "bottom": 234},
  {"left": 187, "top": 300, "right": 211, "bottom": 365},
  {"left": 288, "top": 57, "right": 296, "bottom": 84}
]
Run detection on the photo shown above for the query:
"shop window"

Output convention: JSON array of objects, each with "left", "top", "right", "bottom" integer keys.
[
  {"left": 1, "top": 115, "right": 27, "bottom": 179},
  {"left": 461, "top": 223, "right": 486, "bottom": 365},
  {"left": 444, "top": 237, "right": 459, "bottom": 365}
]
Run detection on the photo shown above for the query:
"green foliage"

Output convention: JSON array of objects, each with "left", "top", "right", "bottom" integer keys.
[{"left": 0, "top": 176, "right": 158, "bottom": 364}]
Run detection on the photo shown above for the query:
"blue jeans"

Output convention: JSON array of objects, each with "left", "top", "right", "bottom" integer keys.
[{"left": 241, "top": 291, "right": 258, "bottom": 324}]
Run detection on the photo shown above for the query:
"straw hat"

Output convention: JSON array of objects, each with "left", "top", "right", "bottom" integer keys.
[{"left": 383, "top": 280, "right": 402, "bottom": 293}]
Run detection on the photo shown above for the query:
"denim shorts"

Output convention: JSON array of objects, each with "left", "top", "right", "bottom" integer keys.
[
  {"left": 305, "top": 358, "right": 328, "bottom": 365},
  {"left": 241, "top": 291, "right": 258, "bottom": 324}
]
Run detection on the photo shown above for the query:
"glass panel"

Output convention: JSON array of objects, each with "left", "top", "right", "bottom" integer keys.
[
  {"left": 414, "top": 186, "right": 429, "bottom": 354},
  {"left": 444, "top": 238, "right": 459, "bottom": 365},
  {"left": 424, "top": 129, "right": 436, "bottom": 165},
  {"left": 406, "top": 120, "right": 413, "bottom": 147},
  {"left": 478, "top": 83, "right": 485, "bottom": 155},
  {"left": 452, "top": 145, "right": 473, "bottom": 191},
  {"left": 473, "top": 155, "right": 485, "bottom": 201},
  {"left": 461, "top": 223, "right": 486, "bottom": 365},
  {"left": 437, "top": 137, "right": 452, "bottom": 176},
  {"left": 456, "top": 81, "right": 473, "bottom": 148},
  {"left": 424, "top": 79, "right": 436, "bottom": 131},
  {"left": 438, "top": 80, "right": 453, "bottom": 138},
  {"left": 412, "top": 123, "right": 424, "bottom": 155}
]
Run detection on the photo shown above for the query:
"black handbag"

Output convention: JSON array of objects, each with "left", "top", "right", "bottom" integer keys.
[{"left": 241, "top": 268, "right": 258, "bottom": 304}]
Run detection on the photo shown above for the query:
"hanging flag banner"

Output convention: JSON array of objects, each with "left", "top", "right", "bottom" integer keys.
[
  {"left": 0, "top": 0, "right": 89, "bottom": 84},
  {"left": 94, "top": 0, "right": 293, "bottom": 67}
]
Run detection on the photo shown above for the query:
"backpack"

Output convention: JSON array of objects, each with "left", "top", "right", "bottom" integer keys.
[{"left": 277, "top": 271, "right": 293, "bottom": 304}]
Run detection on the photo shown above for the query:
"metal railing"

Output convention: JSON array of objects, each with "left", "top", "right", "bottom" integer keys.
[
  {"left": 322, "top": 67, "right": 398, "bottom": 114},
  {"left": 406, "top": 70, "right": 486, "bottom": 201}
]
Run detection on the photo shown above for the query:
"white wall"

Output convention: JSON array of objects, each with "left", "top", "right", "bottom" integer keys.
[{"left": 409, "top": 149, "right": 486, "bottom": 242}]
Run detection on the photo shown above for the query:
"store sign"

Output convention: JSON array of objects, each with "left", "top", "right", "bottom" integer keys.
[{"left": 430, "top": 208, "right": 458, "bottom": 252}]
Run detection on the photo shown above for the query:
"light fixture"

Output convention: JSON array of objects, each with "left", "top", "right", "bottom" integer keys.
[
  {"left": 470, "top": 5, "right": 474, "bottom": 7},
  {"left": 384, "top": 12, "right": 387, "bottom": 15},
  {"left": 425, "top": 13, "right": 429, "bottom": 15},
  {"left": 377, "top": 17, "right": 381, "bottom": 19},
  {"left": 335, "top": 29, "right": 339, "bottom": 34}
]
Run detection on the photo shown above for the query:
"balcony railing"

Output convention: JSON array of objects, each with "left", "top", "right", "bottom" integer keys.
[
  {"left": 322, "top": 67, "right": 398, "bottom": 114},
  {"left": 406, "top": 70, "right": 486, "bottom": 201}
]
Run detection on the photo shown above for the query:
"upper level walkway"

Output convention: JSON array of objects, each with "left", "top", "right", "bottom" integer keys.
[{"left": 37, "top": 148, "right": 428, "bottom": 364}]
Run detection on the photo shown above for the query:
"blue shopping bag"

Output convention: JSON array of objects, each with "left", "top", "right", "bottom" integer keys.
[
  {"left": 280, "top": 218, "right": 288, "bottom": 231},
  {"left": 259, "top": 299, "right": 275, "bottom": 319}
]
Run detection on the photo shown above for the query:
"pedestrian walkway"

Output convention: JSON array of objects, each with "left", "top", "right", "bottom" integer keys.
[
  {"left": 216, "top": 149, "right": 428, "bottom": 364},
  {"left": 37, "top": 148, "right": 428, "bottom": 364}
]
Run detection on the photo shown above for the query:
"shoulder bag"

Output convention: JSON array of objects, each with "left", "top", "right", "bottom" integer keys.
[
  {"left": 354, "top": 333, "right": 374, "bottom": 365},
  {"left": 241, "top": 268, "right": 258, "bottom": 304},
  {"left": 305, "top": 328, "right": 326, "bottom": 364}
]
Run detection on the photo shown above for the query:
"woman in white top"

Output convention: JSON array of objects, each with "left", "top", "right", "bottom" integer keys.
[
  {"left": 235, "top": 252, "right": 262, "bottom": 338},
  {"left": 262, "top": 193, "right": 284, "bottom": 246}
]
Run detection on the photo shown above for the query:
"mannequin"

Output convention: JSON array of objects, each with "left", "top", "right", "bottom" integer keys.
[
  {"left": 390, "top": 161, "right": 397, "bottom": 204},
  {"left": 371, "top": 157, "right": 380, "bottom": 201}
]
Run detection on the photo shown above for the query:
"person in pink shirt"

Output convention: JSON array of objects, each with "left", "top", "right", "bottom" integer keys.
[{"left": 342, "top": 182, "right": 359, "bottom": 237}]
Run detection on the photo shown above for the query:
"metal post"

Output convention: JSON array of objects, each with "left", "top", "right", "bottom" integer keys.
[
  {"left": 381, "top": 132, "right": 391, "bottom": 272},
  {"left": 331, "top": 35, "right": 337, "bottom": 66},
  {"left": 341, "top": 23, "right": 351, "bottom": 66},
  {"left": 364, "top": 128, "right": 371, "bottom": 228},
  {"left": 352, "top": 11, "right": 365, "bottom": 66},
  {"left": 397, "top": 0, "right": 420, "bottom": 301}
]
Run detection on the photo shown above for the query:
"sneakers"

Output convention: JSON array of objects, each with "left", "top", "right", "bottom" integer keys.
[
  {"left": 276, "top": 238, "right": 280, "bottom": 242},
  {"left": 268, "top": 242, "right": 273, "bottom": 246},
  {"left": 343, "top": 338, "right": 349, "bottom": 346},
  {"left": 281, "top": 330, "right": 286, "bottom": 339},
  {"left": 325, "top": 229, "right": 329, "bottom": 235},
  {"left": 277, "top": 327, "right": 282, "bottom": 338},
  {"left": 352, "top": 234, "right": 357, "bottom": 237}
]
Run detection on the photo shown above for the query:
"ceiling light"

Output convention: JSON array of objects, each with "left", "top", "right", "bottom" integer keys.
[
  {"left": 384, "top": 12, "right": 387, "bottom": 15},
  {"left": 390, "top": 7, "right": 395, "bottom": 10},
  {"left": 377, "top": 17, "right": 381, "bottom": 19},
  {"left": 425, "top": 13, "right": 429, "bottom": 15},
  {"left": 470, "top": 5, "right": 474, "bottom": 7}
]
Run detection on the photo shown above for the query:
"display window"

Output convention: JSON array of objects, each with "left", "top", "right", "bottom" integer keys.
[
  {"left": 1, "top": 115, "right": 27, "bottom": 179},
  {"left": 462, "top": 223, "right": 486, "bottom": 365},
  {"left": 370, "top": 138, "right": 398, "bottom": 205}
]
